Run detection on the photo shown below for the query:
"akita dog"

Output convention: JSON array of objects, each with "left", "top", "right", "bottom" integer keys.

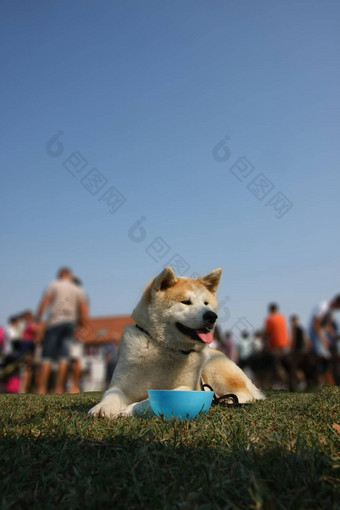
[{"left": 89, "top": 266, "right": 264, "bottom": 418}]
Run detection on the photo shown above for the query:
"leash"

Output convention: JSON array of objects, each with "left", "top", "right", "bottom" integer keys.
[{"left": 200, "top": 381, "right": 240, "bottom": 407}]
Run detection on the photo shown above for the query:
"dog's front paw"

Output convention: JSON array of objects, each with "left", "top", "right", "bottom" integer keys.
[
  {"left": 121, "top": 399, "right": 153, "bottom": 417},
  {"left": 88, "top": 390, "right": 129, "bottom": 418},
  {"left": 119, "top": 404, "right": 134, "bottom": 417},
  {"left": 88, "top": 401, "right": 120, "bottom": 418}
]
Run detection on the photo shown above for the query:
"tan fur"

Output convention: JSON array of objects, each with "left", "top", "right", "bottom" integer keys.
[
  {"left": 143, "top": 279, "right": 155, "bottom": 303},
  {"left": 201, "top": 349, "right": 264, "bottom": 402},
  {"left": 89, "top": 267, "right": 265, "bottom": 418},
  {"left": 165, "top": 280, "right": 206, "bottom": 301}
]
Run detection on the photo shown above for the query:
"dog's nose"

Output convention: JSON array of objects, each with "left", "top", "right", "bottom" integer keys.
[{"left": 203, "top": 311, "right": 218, "bottom": 325}]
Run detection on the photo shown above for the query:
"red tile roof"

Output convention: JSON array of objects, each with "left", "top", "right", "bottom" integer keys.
[{"left": 80, "top": 315, "right": 135, "bottom": 344}]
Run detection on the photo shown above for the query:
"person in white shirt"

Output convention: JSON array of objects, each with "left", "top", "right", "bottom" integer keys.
[
  {"left": 5, "top": 315, "right": 21, "bottom": 355},
  {"left": 35, "top": 267, "right": 88, "bottom": 394},
  {"left": 308, "top": 294, "right": 340, "bottom": 385}
]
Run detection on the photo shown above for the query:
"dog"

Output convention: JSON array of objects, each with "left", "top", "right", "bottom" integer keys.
[{"left": 89, "top": 266, "right": 265, "bottom": 418}]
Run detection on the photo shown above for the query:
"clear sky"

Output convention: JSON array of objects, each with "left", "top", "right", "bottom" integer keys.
[{"left": 1, "top": 0, "right": 340, "bottom": 336}]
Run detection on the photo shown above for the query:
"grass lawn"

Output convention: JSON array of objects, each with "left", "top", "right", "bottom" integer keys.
[{"left": 0, "top": 387, "right": 339, "bottom": 509}]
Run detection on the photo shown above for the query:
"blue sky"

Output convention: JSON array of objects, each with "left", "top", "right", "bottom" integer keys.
[{"left": 1, "top": 0, "right": 340, "bottom": 335}]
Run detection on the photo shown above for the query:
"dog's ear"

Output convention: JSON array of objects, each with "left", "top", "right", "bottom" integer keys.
[
  {"left": 153, "top": 266, "right": 178, "bottom": 291},
  {"left": 199, "top": 268, "right": 222, "bottom": 293}
]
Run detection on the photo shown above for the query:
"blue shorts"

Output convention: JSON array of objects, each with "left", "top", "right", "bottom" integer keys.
[
  {"left": 19, "top": 340, "right": 35, "bottom": 355},
  {"left": 41, "top": 322, "right": 74, "bottom": 362}
]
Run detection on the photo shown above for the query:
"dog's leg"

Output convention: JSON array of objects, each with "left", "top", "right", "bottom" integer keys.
[
  {"left": 121, "top": 386, "right": 194, "bottom": 417},
  {"left": 88, "top": 387, "right": 131, "bottom": 418},
  {"left": 121, "top": 398, "right": 153, "bottom": 417},
  {"left": 202, "top": 352, "right": 265, "bottom": 403}
]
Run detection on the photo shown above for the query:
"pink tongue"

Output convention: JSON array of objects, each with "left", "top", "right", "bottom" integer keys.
[{"left": 196, "top": 330, "right": 213, "bottom": 344}]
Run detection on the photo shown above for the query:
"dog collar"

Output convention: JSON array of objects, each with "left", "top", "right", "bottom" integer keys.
[
  {"left": 180, "top": 349, "right": 196, "bottom": 355},
  {"left": 136, "top": 324, "right": 196, "bottom": 356},
  {"left": 135, "top": 324, "right": 150, "bottom": 336}
]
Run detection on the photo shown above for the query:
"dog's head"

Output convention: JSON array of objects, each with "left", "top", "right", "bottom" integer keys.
[{"left": 132, "top": 266, "right": 222, "bottom": 351}]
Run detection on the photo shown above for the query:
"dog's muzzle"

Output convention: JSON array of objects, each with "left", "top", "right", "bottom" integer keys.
[{"left": 203, "top": 311, "right": 218, "bottom": 326}]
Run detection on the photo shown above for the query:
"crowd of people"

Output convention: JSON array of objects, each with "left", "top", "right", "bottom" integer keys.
[
  {"left": 0, "top": 267, "right": 90, "bottom": 394},
  {"left": 212, "top": 298, "right": 340, "bottom": 390},
  {"left": 0, "top": 266, "right": 339, "bottom": 393}
]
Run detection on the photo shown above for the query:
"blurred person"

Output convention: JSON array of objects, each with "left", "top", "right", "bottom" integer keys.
[
  {"left": 3, "top": 316, "right": 22, "bottom": 393},
  {"left": 17, "top": 312, "right": 26, "bottom": 340},
  {"left": 102, "top": 342, "right": 119, "bottom": 386},
  {"left": 67, "top": 276, "right": 89, "bottom": 393},
  {"left": 308, "top": 294, "right": 340, "bottom": 386},
  {"left": 35, "top": 267, "right": 88, "bottom": 394},
  {"left": 20, "top": 310, "right": 36, "bottom": 355},
  {"left": 247, "top": 330, "right": 275, "bottom": 389},
  {"left": 289, "top": 315, "right": 312, "bottom": 390},
  {"left": 223, "top": 331, "right": 239, "bottom": 363},
  {"left": 290, "top": 315, "right": 310, "bottom": 354},
  {"left": 5, "top": 315, "right": 21, "bottom": 355},
  {"left": 19, "top": 310, "right": 37, "bottom": 393},
  {"left": 264, "top": 303, "right": 292, "bottom": 389},
  {"left": 210, "top": 325, "right": 224, "bottom": 351},
  {"left": 324, "top": 318, "right": 340, "bottom": 385},
  {"left": 253, "top": 330, "right": 265, "bottom": 353},
  {"left": 331, "top": 319, "right": 340, "bottom": 384},
  {"left": 265, "top": 303, "right": 290, "bottom": 353},
  {"left": 0, "top": 326, "right": 5, "bottom": 355},
  {"left": 237, "top": 330, "right": 255, "bottom": 372},
  {"left": 68, "top": 328, "right": 85, "bottom": 393}
]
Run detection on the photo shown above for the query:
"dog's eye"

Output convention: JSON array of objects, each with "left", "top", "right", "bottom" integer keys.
[
  {"left": 181, "top": 299, "right": 192, "bottom": 305},
  {"left": 204, "top": 301, "right": 209, "bottom": 306}
]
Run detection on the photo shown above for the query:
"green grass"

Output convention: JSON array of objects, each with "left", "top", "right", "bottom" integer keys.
[{"left": 0, "top": 387, "right": 339, "bottom": 509}]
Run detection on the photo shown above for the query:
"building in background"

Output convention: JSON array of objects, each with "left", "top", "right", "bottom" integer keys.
[{"left": 81, "top": 315, "right": 134, "bottom": 391}]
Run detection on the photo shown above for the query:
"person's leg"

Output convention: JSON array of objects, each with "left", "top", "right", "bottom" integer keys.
[
  {"left": 272, "top": 351, "right": 287, "bottom": 386},
  {"left": 323, "top": 358, "right": 335, "bottom": 386},
  {"left": 68, "top": 339, "right": 84, "bottom": 393},
  {"left": 54, "top": 360, "right": 68, "bottom": 393},
  {"left": 68, "top": 359, "right": 82, "bottom": 393},
  {"left": 21, "top": 355, "right": 33, "bottom": 393},
  {"left": 281, "top": 352, "right": 294, "bottom": 391},
  {"left": 36, "top": 326, "right": 59, "bottom": 394},
  {"left": 19, "top": 348, "right": 27, "bottom": 394},
  {"left": 36, "top": 361, "right": 52, "bottom": 394},
  {"left": 54, "top": 323, "right": 74, "bottom": 394},
  {"left": 324, "top": 370, "right": 335, "bottom": 385}
]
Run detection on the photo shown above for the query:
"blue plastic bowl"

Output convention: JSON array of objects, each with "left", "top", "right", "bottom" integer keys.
[{"left": 147, "top": 389, "right": 214, "bottom": 420}]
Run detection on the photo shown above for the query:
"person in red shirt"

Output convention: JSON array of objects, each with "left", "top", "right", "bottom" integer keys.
[
  {"left": 265, "top": 303, "right": 290, "bottom": 352},
  {"left": 264, "top": 303, "right": 292, "bottom": 389}
]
